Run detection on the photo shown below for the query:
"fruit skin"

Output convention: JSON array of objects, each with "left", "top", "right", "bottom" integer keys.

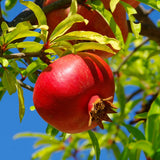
[{"left": 33, "top": 52, "right": 115, "bottom": 133}]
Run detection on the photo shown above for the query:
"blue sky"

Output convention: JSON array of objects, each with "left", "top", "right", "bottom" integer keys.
[{"left": 0, "top": 0, "right": 160, "bottom": 160}]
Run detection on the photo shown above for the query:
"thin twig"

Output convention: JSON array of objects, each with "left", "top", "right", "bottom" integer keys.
[
  {"left": 17, "top": 79, "right": 34, "bottom": 91},
  {"left": 126, "top": 88, "right": 143, "bottom": 102},
  {"left": 114, "top": 38, "right": 149, "bottom": 73}
]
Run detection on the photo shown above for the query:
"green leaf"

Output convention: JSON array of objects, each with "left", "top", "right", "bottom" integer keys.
[
  {"left": 0, "top": 82, "right": 6, "bottom": 101},
  {"left": 158, "top": 0, "right": 160, "bottom": 9},
  {"left": 110, "top": 0, "right": 120, "bottom": 12},
  {"left": 116, "top": 80, "right": 126, "bottom": 116},
  {"left": 88, "top": 130, "right": 100, "bottom": 160},
  {"left": 128, "top": 140, "right": 154, "bottom": 157},
  {"left": 68, "top": 0, "right": 78, "bottom": 16},
  {"left": 123, "top": 123, "right": 145, "bottom": 140},
  {"left": 136, "top": 0, "right": 160, "bottom": 12},
  {"left": 120, "top": 1, "right": 141, "bottom": 38},
  {"left": 25, "top": 61, "right": 40, "bottom": 75},
  {"left": 88, "top": 0, "right": 124, "bottom": 47},
  {"left": 5, "top": 30, "right": 41, "bottom": 45},
  {"left": 0, "top": 57, "right": 9, "bottom": 67},
  {"left": 1, "top": 22, "right": 9, "bottom": 34},
  {"left": 55, "top": 31, "right": 121, "bottom": 50},
  {"left": 134, "top": 112, "right": 148, "bottom": 119},
  {"left": 49, "top": 14, "right": 88, "bottom": 41},
  {"left": 32, "top": 145, "right": 58, "bottom": 160},
  {"left": 46, "top": 124, "right": 59, "bottom": 137},
  {"left": 5, "top": 0, "right": 17, "bottom": 10},
  {"left": 14, "top": 132, "right": 53, "bottom": 140},
  {"left": 2, "top": 70, "right": 16, "bottom": 95},
  {"left": 16, "top": 41, "right": 43, "bottom": 53},
  {"left": 16, "top": 82, "right": 25, "bottom": 122},
  {"left": 20, "top": 0, "right": 47, "bottom": 26},
  {"left": 145, "top": 95, "right": 160, "bottom": 150},
  {"left": 73, "top": 42, "right": 115, "bottom": 54}
]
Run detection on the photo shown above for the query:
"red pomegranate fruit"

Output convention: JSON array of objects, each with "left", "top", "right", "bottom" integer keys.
[{"left": 33, "top": 52, "right": 116, "bottom": 133}]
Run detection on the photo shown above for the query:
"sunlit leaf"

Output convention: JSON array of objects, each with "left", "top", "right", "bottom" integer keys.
[
  {"left": 0, "top": 57, "right": 9, "bottom": 67},
  {"left": 49, "top": 14, "right": 88, "bottom": 41},
  {"left": 55, "top": 31, "right": 121, "bottom": 50},
  {"left": 68, "top": 0, "right": 77, "bottom": 16},
  {"left": 123, "top": 123, "right": 145, "bottom": 140},
  {"left": 110, "top": 0, "right": 120, "bottom": 12},
  {"left": 1, "top": 22, "right": 9, "bottom": 34},
  {"left": 16, "top": 82, "right": 25, "bottom": 122},
  {"left": 128, "top": 140, "right": 154, "bottom": 157},
  {"left": 5, "top": 0, "right": 17, "bottom": 10},
  {"left": 137, "top": 0, "right": 160, "bottom": 12},
  {"left": 2, "top": 70, "right": 16, "bottom": 95},
  {"left": 88, "top": 130, "right": 100, "bottom": 160},
  {"left": 145, "top": 95, "right": 160, "bottom": 150},
  {"left": 121, "top": 1, "right": 141, "bottom": 38},
  {"left": 88, "top": 0, "right": 124, "bottom": 47},
  {"left": 16, "top": 41, "right": 43, "bottom": 53},
  {"left": 20, "top": 0, "right": 47, "bottom": 26},
  {"left": 73, "top": 42, "right": 115, "bottom": 54}
]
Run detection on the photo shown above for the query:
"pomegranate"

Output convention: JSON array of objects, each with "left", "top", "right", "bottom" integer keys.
[{"left": 33, "top": 52, "right": 116, "bottom": 133}]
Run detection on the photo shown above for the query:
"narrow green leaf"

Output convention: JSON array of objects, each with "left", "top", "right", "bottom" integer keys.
[
  {"left": 116, "top": 80, "right": 126, "bottom": 116},
  {"left": 145, "top": 95, "right": 160, "bottom": 150},
  {"left": 128, "top": 140, "right": 154, "bottom": 157},
  {"left": 5, "top": 30, "right": 41, "bottom": 45},
  {"left": 14, "top": 132, "right": 52, "bottom": 140},
  {"left": 134, "top": 112, "right": 148, "bottom": 119},
  {"left": 88, "top": 0, "right": 124, "bottom": 47},
  {"left": 120, "top": 1, "right": 141, "bottom": 38},
  {"left": 88, "top": 130, "right": 100, "bottom": 160},
  {"left": 46, "top": 124, "right": 59, "bottom": 137},
  {"left": 1, "top": 22, "right": 9, "bottom": 34},
  {"left": 0, "top": 82, "right": 6, "bottom": 101},
  {"left": 136, "top": 0, "right": 160, "bottom": 12},
  {"left": 158, "top": 0, "right": 160, "bottom": 9},
  {"left": 123, "top": 123, "right": 145, "bottom": 140},
  {"left": 26, "top": 61, "right": 40, "bottom": 75},
  {"left": 73, "top": 42, "right": 115, "bottom": 54},
  {"left": 5, "top": 0, "right": 17, "bottom": 10},
  {"left": 20, "top": 0, "right": 47, "bottom": 26},
  {"left": 32, "top": 145, "right": 58, "bottom": 160},
  {"left": 0, "top": 57, "right": 9, "bottom": 67},
  {"left": 2, "top": 70, "right": 16, "bottom": 95},
  {"left": 110, "top": 0, "right": 120, "bottom": 12},
  {"left": 16, "top": 41, "right": 43, "bottom": 53},
  {"left": 68, "top": 0, "right": 78, "bottom": 16},
  {"left": 49, "top": 14, "right": 88, "bottom": 41},
  {"left": 16, "top": 82, "right": 25, "bottom": 123},
  {"left": 55, "top": 31, "right": 121, "bottom": 50}
]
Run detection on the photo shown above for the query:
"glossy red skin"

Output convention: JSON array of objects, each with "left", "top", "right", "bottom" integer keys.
[
  {"left": 43, "top": 0, "right": 128, "bottom": 58},
  {"left": 33, "top": 52, "right": 114, "bottom": 133}
]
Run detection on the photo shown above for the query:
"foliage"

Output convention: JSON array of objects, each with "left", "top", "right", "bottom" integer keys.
[{"left": 1, "top": 0, "right": 160, "bottom": 160}]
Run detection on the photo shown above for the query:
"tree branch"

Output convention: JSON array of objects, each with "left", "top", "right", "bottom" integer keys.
[
  {"left": 17, "top": 79, "right": 34, "bottom": 91},
  {"left": 114, "top": 38, "right": 149, "bottom": 73}
]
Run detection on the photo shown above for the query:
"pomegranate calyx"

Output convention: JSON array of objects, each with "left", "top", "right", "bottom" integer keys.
[{"left": 89, "top": 96, "right": 116, "bottom": 129}]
